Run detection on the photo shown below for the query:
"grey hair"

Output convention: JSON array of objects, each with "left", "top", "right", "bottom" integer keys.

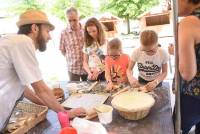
[{"left": 66, "top": 7, "right": 78, "bottom": 15}]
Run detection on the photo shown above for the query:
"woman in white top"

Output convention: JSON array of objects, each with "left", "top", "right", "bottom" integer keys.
[{"left": 83, "top": 17, "right": 107, "bottom": 81}]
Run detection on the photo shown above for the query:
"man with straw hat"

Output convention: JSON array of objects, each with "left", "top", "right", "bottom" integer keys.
[{"left": 0, "top": 10, "right": 86, "bottom": 131}]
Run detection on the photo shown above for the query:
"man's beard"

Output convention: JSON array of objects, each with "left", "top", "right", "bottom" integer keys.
[{"left": 37, "top": 32, "right": 47, "bottom": 52}]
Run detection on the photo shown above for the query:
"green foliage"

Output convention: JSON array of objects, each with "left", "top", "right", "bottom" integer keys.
[
  {"left": 101, "top": 0, "right": 159, "bottom": 34},
  {"left": 101, "top": 0, "right": 159, "bottom": 19},
  {"left": 51, "top": 0, "right": 94, "bottom": 21},
  {"left": 4, "top": 0, "right": 94, "bottom": 21},
  {"left": 7, "top": 0, "right": 44, "bottom": 15}
]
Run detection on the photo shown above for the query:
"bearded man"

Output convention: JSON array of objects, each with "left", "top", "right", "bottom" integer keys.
[{"left": 0, "top": 10, "right": 86, "bottom": 132}]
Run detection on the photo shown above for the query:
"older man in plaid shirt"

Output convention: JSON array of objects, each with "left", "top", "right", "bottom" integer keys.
[{"left": 60, "top": 7, "right": 87, "bottom": 81}]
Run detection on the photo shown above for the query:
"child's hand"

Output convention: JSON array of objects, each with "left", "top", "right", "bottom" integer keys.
[
  {"left": 88, "top": 72, "right": 94, "bottom": 80},
  {"left": 145, "top": 81, "right": 157, "bottom": 91},
  {"left": 138, "top": 86, "right": 148, "bottom": 92},
  {"left": 106, "top": 82, "right": 114, "bottom": 91},
  {"left": 130, "top": 80, "right": 141, "bottom": 88},
  {"left": 88, "top": 69, "right": 99, "bottom": 80},
  {"left": 68, "top": 107, "right": 86, "bottom": 119},
  {"left": 92, "top": 69, "right": 100, "bottom": 80}
]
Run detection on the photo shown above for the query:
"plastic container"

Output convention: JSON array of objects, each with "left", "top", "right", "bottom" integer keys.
[
  {"left": 95, "top": 104, "right": 113, "bottom": 124},
  {"left": 71, "top": 117, "right": 107, "bottom": 134},
  {"left": 60, "top": 127, "right": 77, "bottom": 134},
  {"left": 52, "top": 81, "right": 60, "bottom": 88},
  {"left": 57, "top": 112, "right": 70, "bottom": 128}
]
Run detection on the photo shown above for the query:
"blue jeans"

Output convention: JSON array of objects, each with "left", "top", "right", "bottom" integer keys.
[{"left": 180, "top": 93, "right": 200, "bottom": 134}]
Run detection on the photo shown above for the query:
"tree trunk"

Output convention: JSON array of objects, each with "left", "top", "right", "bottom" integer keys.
[{"left": 126, "top": 14, "right": 130, "bottom": 34}]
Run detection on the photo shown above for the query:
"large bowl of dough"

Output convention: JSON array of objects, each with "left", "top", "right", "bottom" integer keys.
[{"left": 111, "top": 91, "right": 155, "bottom": 120}]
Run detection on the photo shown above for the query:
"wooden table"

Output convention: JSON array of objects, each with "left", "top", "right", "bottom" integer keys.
[{"left": 28, "top": 82, "right": 174, "bottom": 134}]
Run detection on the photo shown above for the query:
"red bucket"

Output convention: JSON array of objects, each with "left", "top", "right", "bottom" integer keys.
[{"left": 60, "top": 127, "right": 77, "bottom": 134}]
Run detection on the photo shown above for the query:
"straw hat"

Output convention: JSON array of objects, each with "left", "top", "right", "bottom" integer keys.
[{"left": 16, "top": 10, "right": 55, "bottom": 30}]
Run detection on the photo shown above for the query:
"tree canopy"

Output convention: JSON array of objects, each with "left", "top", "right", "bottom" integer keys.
[
  {"left": 2, "top": 0, "right": 161, "bottom": 33},
  {"left": 101, "top": 0, "right": 159, "bottom": 33},
  {"left": 50, "top": 0, "right": 94, "bottom": 21},
  {"left": 6, "top": 0, "right": 44, "bottom": 15},
  {"left": 102, "top": 0, "right": 159, "bottom": 19},
  {"left": 4, "top": 0, "right": 94, "bottom": 21}
]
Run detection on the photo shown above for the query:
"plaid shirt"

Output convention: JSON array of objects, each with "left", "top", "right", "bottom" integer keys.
[{"left": 60, "top": 26, "right": 86, "bottom": 75}]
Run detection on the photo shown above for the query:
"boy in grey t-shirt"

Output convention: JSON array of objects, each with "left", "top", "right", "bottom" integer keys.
[{"left": 127, "top": 30, "right": 169, "bottom": 91}]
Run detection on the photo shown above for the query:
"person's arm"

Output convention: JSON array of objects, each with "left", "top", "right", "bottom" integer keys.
[
  {"left": 145, "top": 63, "right": 168, "bottom": 91},
  {"left": 105, "top": 58, "right": 114, "bottom": 90},
  {"left": 83, "top": 53, "right": 93, "bottom": 79},
  {"left": 178, "top": 17, "right": 197, "bottom": 81},
  {"left": 105, "top": 57, "right": 112, "bottom": 82},
  {"left": 105, "top": 65, "right": 112, "bottom": 82},
  {"left": 31, "top": 80, "right": 86, "bottom": 118},
  {"left": 126, "top": 60, "right": 140, "bottom": 87},
  {"left": 31, "top": 80, "right": 66, "bottom": 112},
  {"left": 156, "top": 63, "right": 168, "bottom": 83},
  {"left": 149, "top": 48, "right": 169, "bottom": 86},
  {"left": 24, "top": 86, "right": 45, "bottom": 105},
  {"left": 59, "top": 32, "right": 66, "bottom": 56},
  {"left": 168, "top": 43, "right": 174, "bottom": 55}
]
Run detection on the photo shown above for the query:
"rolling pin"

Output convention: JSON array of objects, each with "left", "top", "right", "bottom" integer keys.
[
  {"left": 87, "top": 81, "right": 98, "bottom": 92},
  {"left": 111, "top": 86, "right": 130, "bottom": 98},
  {"left": 84, "top": 108, "right": 97, "bottom": 120}
]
